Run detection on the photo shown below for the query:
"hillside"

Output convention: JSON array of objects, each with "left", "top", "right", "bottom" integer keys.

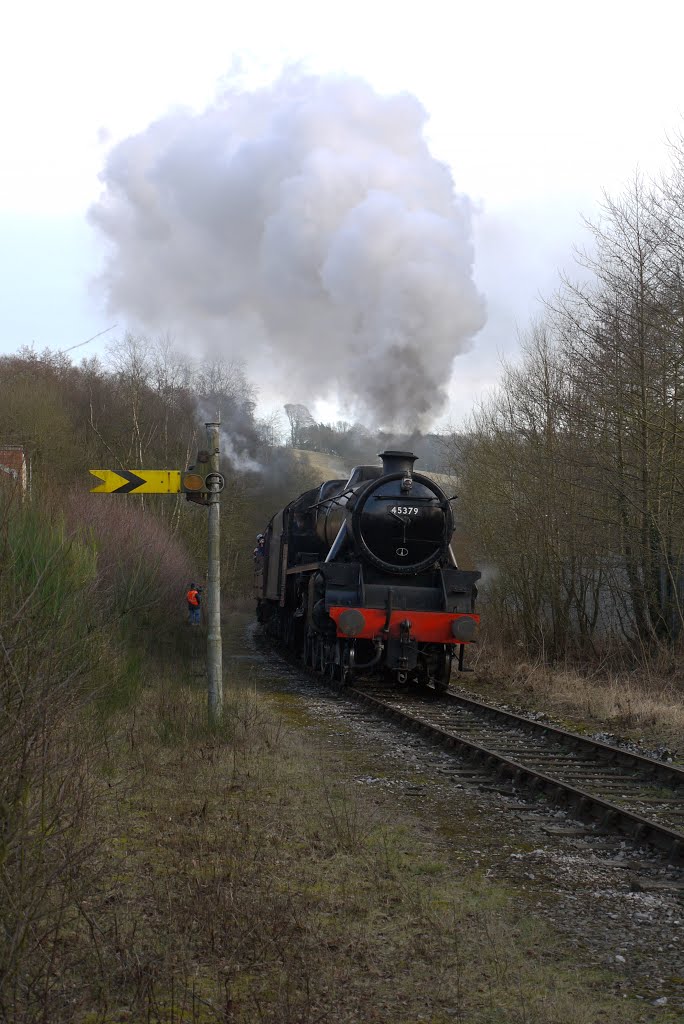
[{"left": 291, "top": 448, "right": 456, "bottom": 492}]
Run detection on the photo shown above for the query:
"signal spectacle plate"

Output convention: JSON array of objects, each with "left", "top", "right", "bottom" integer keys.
[{"left": 205, "top": 472, "right": 225, "bottom": 492}]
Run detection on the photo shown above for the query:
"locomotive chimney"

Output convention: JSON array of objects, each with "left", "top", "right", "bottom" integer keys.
[{"left": 378, "top": 450, "right": 418, "bottom": 476}]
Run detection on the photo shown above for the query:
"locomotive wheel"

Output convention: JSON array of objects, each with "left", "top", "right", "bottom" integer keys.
[
  {"left": 284, "top": 614, "right": 294, "bottom": 650},
  {"left": 413, "top": 658, "right": 431, "bottom": 690},
  {"left": 340, "top": 644, "right": 353, "bottom": 688},
  {"left": 312, "top": 636, "right": 320, "bottom": 672},
  {"left": 413, "top": 666, "right": 429, "bottom": 690},
  {"left": 327, "top": 643, "right": 339, "bottom": 683},
  {"left": 432, "top": 647, "right": 453, "bottom": 694},
  {"left": 304, "top": 632, "right": 313, "bottom": 667}
]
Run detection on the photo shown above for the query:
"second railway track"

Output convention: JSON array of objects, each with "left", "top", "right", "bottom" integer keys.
[{"left": 344, "top": 683, "right": 684, "bottom": 863}]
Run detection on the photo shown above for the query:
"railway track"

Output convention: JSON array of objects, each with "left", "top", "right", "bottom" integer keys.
[
  {"left": 258, "top": 623, "right": 684, "bottom": 864},
  {"left": 345, "top": 684, "right": 684, "bottom": 863}
]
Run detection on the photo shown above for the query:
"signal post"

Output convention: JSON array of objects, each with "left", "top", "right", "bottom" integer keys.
[
  {"left": 90, "top": 419, "right": 225, "bottom": 724},
  {"left": 205, "top": 421, "right": 223, "bottom": 721}
]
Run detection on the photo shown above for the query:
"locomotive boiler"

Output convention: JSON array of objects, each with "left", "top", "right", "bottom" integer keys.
[{"left": 255, "top": 450, "right": 480, "bottom": 692}]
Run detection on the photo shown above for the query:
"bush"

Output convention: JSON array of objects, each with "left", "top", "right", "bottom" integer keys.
[{"left": 0, "top": 489, "right": 197, "bottom": 1020}]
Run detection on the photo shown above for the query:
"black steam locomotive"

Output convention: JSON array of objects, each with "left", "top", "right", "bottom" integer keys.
[{"left": 255, "top": 451, "right": 480, "bottom": 692}]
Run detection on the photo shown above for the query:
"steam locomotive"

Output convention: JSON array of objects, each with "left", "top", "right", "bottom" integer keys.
[{"left": 255, "top": 450, "right": 480, "bottom": 692}]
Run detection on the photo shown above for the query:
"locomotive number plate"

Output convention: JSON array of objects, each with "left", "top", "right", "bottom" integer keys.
[{"left": 390, "top": 506, "right": 420, "bottom": 515}]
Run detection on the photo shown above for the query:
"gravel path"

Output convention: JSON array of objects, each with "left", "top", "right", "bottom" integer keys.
[{"left": 227, "top": 622, "right": 684, "bottom": 1013}]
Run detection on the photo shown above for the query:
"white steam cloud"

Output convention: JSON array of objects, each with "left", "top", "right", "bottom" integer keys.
[{"left": 90, "top": 70, "right": 486, "bottom": 428}]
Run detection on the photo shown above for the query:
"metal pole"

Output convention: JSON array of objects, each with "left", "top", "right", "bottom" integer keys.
[{"left": 206, "top": 419, "right": 223, "bottom": 721}]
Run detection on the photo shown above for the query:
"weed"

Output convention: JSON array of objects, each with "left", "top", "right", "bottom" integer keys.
[{"left": 476, "top": 643, "right": 684, "bottom": 751}]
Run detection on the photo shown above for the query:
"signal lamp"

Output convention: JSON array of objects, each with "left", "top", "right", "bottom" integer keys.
[{"left": 181, "top": 472, "right": 206, "bottom": 492}]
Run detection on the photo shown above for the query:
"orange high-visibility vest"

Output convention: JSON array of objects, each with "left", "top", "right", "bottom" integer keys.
[{"left": 187, "top": 589, "right": 200, "bottom": 607}]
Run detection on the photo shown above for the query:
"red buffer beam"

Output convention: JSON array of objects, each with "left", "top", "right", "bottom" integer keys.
[{"left": 328, "top": 607, "right": 479, "bottom": 644}]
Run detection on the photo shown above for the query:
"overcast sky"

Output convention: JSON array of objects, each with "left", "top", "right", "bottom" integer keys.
[{"left": 1, "top": 0, "right": 683, "bottom": 425}]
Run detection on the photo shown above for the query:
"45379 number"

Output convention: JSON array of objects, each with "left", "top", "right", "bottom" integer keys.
[{"left": 390, "top": 506, "right": 420, "bottom": 515}]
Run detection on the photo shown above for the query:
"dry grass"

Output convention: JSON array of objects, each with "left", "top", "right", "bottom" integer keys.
[
  {"left": 1, "top": 489, "right": 677, "bottom": 1020},
  {"left": 290, "top": 449, "right": 455, "bottom": 492},
  {"left": 14, "top": 663, "right": 661, "bottom": 1024},
  {"left": 2, "top": 546, "right": 672, "bottom": 1024},
  {"left": 291, "top": 448, "right": 349, "bottom": 481},
  {"left": 471, "top": 640, "right": 684, "bottom": 752}
]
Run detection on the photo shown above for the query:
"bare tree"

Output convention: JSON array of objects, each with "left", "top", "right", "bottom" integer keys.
[
  {"left": 455, "top": 160, "right": 684, "bottom": 661},
  {"left": 283, "top": 403, "right": 315, "bottom": 448}
]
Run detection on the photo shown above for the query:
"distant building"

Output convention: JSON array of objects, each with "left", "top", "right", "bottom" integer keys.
[{"left": 0, "top": 445, "right": 29, "bottom": 495}]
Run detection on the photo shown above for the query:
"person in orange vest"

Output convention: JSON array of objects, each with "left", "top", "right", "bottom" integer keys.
[{"left": 186, "top": 583, "right": 202, "bottom": 625}]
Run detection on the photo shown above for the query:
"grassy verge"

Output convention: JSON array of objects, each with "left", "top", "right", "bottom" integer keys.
[
  {"left": 465, "top": 640, "right": 684, "bottom": 754},
  {"left": 0, "top": 490, "right": 196, "bottom": 1022},
  {"left": 22, "top": 657, "right": 670, "bottom": 1024}
]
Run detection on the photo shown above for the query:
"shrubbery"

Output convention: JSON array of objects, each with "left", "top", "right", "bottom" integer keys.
[{"left": 0, "top": 483, "right": 196, "bottom": 1019}]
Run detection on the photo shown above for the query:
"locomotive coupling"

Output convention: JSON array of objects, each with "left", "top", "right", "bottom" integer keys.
[{"left": 398, "top": 618, "right": 414, "bottom": 669}]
